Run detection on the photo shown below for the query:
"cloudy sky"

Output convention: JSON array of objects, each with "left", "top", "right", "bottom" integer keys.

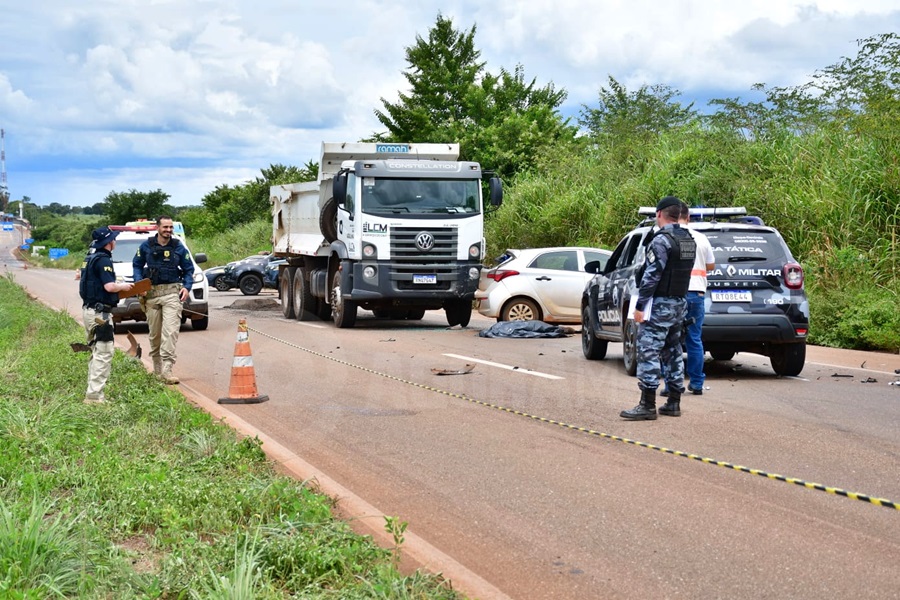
[{"left": 2, "top": 1, "right": 898, "bottom": 209}]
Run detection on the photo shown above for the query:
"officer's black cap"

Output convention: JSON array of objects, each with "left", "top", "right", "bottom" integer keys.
[
  {"left": 656, "top": 196, "right": 682, "bottom": 212},
  {"left": 91, "top": 226, "right": 120, "bottom": 248}
]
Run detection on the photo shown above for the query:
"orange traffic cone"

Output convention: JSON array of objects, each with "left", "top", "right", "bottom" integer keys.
[{"left": 218, "top": 318, "right": 269, "bottom": 404}]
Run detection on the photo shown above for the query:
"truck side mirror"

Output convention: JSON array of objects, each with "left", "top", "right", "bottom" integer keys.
[
  {"left": 332, "top": 172, "right": 347, "bottom": 206},
  {"left": 488, "top": 177, "right": 503, "bottom": 207}
]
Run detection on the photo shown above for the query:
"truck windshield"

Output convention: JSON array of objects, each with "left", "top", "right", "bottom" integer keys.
[{"left": 360, "top": 178, "right": 480, "bottom": 215}]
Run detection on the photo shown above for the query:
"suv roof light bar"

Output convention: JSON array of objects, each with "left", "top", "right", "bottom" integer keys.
[{"left": 637, "top": 206, "right": 748, "bottom": 217}]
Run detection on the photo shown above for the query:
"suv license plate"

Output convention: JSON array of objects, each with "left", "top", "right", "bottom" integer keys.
[
  {"left": 711, "top": 290, "right": 752, "bottom": 302},
  {"left": 413, "top": 274, "right": 437, "bottom": 284}
]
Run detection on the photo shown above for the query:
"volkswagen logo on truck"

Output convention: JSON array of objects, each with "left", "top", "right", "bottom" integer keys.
[{"left": 415, "top": 231, "right": 435, "bottom": 251}]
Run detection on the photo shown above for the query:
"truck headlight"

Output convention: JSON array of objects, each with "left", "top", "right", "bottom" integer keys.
[
  {"left": 468, "top": 244, "right": 481, "bottom": 259},
  {"left": 363, "top": 265, "right": 377, "bottom": 280},
  {"left": 363, "top": 244, "right": 377, "bottom": 259},
  {"left": 468, "top": 267, "right": 480, "bottom": 280}
]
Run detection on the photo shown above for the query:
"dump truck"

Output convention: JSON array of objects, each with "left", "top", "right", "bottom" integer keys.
[{"left": 271, "top": 142, "right": 502, "bottom": 328}]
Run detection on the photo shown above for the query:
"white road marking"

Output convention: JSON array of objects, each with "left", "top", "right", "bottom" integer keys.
[{"left": 442, "top": 353, "right": 564, "bottom": 380}]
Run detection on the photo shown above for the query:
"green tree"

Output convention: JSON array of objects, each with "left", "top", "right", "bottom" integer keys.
[
  {"left": 373, "top": 13, "right": 574, "bottom": 180},
  {"left": 103, "top": 189, "right": 174, "bottom": 224},
  {"left": 579, "top": 76, "right": 697, "bottom": 141}
]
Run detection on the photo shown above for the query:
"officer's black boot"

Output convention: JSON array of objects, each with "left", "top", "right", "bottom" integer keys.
[
  {"left": 659, "top": 389, "right": 681, "bottom": 417},
  {"left": 620, "top": 388, "right": 657, "bottom": 420}
]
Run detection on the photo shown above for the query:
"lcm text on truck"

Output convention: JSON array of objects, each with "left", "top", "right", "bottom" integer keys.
[{"left": 271, "top": 142, "right": 503, "bottom": 328}]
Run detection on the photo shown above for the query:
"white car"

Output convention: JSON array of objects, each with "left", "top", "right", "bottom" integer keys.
[
  {"left": 108, "top": 221, "right": 210, "bottom": 331},
  {"left": 475, "top": 247, "right": 612, "bottom": 324}
]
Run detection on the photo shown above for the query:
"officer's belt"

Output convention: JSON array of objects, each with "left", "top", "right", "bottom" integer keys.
[{"left": 146, "top": 282, "right": 183, "bottom": 298}]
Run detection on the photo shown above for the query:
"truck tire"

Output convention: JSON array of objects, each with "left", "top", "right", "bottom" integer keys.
[
  {"left": 770, "top": 342, "right": 805, "bottom": 376},
  {"left": 320, "top": 197, "right": 338, "bottom": 243},
  {"left": 581, "top": 305, "right": 608, "bottom": 360},
  {"left": 445, "top": 299, "right": 472, "bottom": 327},
  {"left": 622, "top": 318, "right": 638, "bottom": 376},
  {"left": 280, "top": 266, "right": 296, "bottom": 319},
  {"left": 331, "top": 269, "right": 356, "bottom": 328},
  {"left": 293, "top": 268, "right": 317, "bottom": 321}
]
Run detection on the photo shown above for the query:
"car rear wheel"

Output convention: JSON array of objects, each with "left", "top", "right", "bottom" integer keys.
[
  {"left": 501, "top": 297, "right": 541, "bottom": 322},
  {"left": 238, "top": 273, "right": 263, "bottom": 296},
  {"left": 582, "top": 305, "right": 608, "bottom": 360},
  {"left": 622, "top": 318, "right": 638, "bottom": 376},
  {"left": 770, "top": 342, "right": 806, "bottom": 376}
]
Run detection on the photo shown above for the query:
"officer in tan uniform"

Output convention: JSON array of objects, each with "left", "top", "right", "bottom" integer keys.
[{"left": 132, "top": 216, "right": 195, "bottom": 384}]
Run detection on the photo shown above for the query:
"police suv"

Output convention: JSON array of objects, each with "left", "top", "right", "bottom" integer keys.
[
  {"left": 108, "top": 220, "right": 210, "bottom": 331},
  {"left": 581, "top": 207, "right": 809, "bottom": 377}
]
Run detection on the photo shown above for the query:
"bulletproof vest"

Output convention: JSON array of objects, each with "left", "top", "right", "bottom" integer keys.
[
  {"left": 653, "top": 227, "right": 696, "bottom": 297},
  {"left": 79, "top": 251, "right": 119, "bottom": 306},
  {"left": 143, "top": 237, "right": 184, "bottom": 284}
]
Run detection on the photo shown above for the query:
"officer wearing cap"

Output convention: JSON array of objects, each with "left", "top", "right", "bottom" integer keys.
[
  {"left": 79, "top": 226, "right": 134, "bottom": 404},
  {"left": 621, "top": 196, "right": 696, "bottom": 420},
  {"left": 132, "top": 215, "right": 194, "bottom": 384}
]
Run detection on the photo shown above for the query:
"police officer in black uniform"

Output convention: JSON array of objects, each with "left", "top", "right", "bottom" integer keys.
[
  {"left": 621, "top": 196, "right": 696, "bottom": 420},
  {"left": 79, "top": 226, "right": 133, "bottom": 404}
]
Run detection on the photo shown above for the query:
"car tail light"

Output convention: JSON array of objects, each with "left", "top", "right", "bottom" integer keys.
[
  {"left": 488, "top": 269, "right": 519, "bottom": 282},
  {"left": 783, "top": 263, "right": 803, "bottom": 289}
]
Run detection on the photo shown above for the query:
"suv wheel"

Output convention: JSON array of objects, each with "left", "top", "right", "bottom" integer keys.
[
  {"left": 622, "top": 318, "right": 639, "bottom": 376},
  {"left": 239, "top": 273, "right": 263, "bottom": 296},
  {"left": 582, "top": 305, "right": 608, "bottom": 360},
  {"left": 770, "top": 342, "right": 806, "bottom": 376},
  {"left": 213, "top": 275, "right": 231, "bottom": 291},
  {"left": 191, "top": 317, "right": 209, "bottom": 331}
]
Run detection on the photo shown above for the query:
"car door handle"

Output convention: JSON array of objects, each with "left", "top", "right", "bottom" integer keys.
[{"left": 535, "top": 276, "right": 552, "bottom": 281}]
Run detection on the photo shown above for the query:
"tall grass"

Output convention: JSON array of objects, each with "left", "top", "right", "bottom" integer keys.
[
  {"left": 486, "top": 125, "right": 900, "bottom": 352},
  {"left": 0, "top": 274, "right": 461, "bottom": 599}
]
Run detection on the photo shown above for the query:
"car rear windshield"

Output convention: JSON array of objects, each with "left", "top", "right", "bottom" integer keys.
[{"left": 701, "top": 229, "right": 789, "bottom": 263}]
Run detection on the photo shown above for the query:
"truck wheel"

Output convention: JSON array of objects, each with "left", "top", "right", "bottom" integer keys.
[
  {"left": 770, "top": 342, "right": 805, "bottom": 376},
  {"left": 320, "top": 197, "right": 338, "bottom": 243},
  {"left": 331, "top": 269, "right": 357, "bottom": 328},
  {"left": 280, "top": 266, "right": 296, "bottom": 319},
  {"left": 581, "top": 305, "right": 608, "bottom": 360},
  {"left": 239, "top": 273, "right": 263, "bottom": 296},
  {"left": 445, "top": 299, "right": 472, "bottom": 327},
  {"left": 191, "top": 317, "right": 209, "bottom": 331},
  {"left": 293, "top": 268, "right": 318, "bottom": 321},
  {"left": 622, "top": 318, "right": 638, "bottom": 376}
]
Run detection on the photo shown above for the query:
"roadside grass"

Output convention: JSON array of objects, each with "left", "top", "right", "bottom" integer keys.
[{"left": 0, "top": 274, "right": 461, "bottom": 599}]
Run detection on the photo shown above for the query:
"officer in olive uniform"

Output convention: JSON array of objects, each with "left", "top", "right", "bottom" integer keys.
[
  {"left": 621, "top": 196, "right": 696, "bottom": 420},
  {"left": 132, "top": 215, "right": 194, "bottom": 384},
  {"left": 79, "top": 226, "right": 134, "bottom": 404}
]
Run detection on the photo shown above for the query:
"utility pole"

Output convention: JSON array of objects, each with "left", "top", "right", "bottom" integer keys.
[{"left": 0, "top": 128, "right": 8, "bottom": 213}]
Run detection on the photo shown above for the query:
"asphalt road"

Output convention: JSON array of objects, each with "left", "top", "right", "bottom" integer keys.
[{"left": 5, "top": 231, "right": 900, "bottom": 600}]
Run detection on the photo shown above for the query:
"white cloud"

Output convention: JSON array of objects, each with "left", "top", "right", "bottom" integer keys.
[{"left": 0, "top": 1, "right": 898, "bottom": 207}]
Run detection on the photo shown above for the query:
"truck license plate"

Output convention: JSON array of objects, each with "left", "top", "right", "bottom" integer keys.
[
  {"left": 413, "top": 274, "right": 437, "bottom": 284},
  {"left": 710, "top": 290, "right": 752, "bottom": 302}
]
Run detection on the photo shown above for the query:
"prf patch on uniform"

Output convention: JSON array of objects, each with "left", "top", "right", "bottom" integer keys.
[
  {"left": 647, "top": 248, "right": 657, "bottom": 264},
  {"left": 103, "top": 265, "right": 114, "bottom": 273}
]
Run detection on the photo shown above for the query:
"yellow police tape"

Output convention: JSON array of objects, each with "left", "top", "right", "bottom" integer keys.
[{"left": 252, "top": 326, "right": 899, "bottom": 512}]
